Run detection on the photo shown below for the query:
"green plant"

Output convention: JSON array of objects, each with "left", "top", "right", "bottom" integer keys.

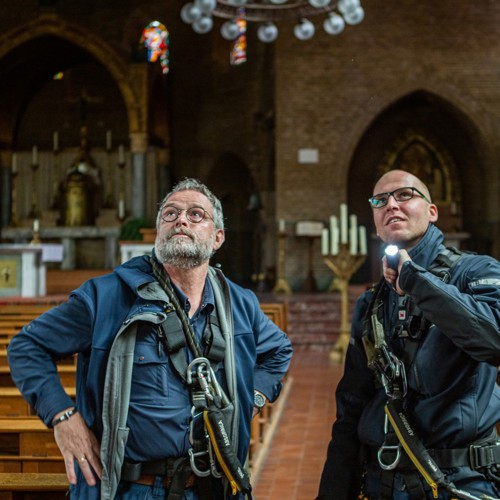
[{"left": 119, "top": 217, "right": 154, "bottom": 241}]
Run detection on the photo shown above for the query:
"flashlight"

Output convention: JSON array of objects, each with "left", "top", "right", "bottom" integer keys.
[{"left": 385, "top": 245, "right": 400, "bottom": 271}]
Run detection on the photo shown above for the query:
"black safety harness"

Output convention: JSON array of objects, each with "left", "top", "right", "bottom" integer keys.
[
  {"left": 121, "top": 258, "right": 253, "bottom": 499},
  {"left": 362, "top": 247, "right": 500, "bottom": 500}
]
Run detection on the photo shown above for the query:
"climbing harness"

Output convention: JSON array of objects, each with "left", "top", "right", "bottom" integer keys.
[
  {"left": 151, "top": 257, "right": 253, "bottom": 499},
  {"left": 362, "top": 247, "right": 500, "bottom": 500}
]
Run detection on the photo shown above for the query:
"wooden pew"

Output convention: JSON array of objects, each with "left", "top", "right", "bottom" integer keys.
[
  {"left": 0, "top": 473, "right": 68, "bottom": 499},
  {"left": 0, "top": 388, "right": 75, "bottom": 418},
  {"left": 0, "top": 365, "right": 76, "bottom": 389}
]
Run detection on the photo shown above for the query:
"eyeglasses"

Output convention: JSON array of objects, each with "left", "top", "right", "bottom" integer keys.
[
  {"left": 368, "top": 187, "right": 431, "bottom": 209},
  {"left": 160, "top": 206, "right": 214, "bottom": 224}
]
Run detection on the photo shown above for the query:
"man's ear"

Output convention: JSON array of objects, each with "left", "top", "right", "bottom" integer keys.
[
  {"left": 429, "top": 203, "right": 438, "bottom": 223},
  {"left": 213, "top": 229, "right": 225, "bottom": 251}
]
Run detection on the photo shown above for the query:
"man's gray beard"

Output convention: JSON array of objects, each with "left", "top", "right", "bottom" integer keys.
[{"left": 155, "top": 233, "right": 214, "bottom": 269}]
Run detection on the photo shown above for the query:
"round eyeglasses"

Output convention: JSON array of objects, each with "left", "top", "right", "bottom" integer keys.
[
  {"left": 368, "top": 187, "right": 431, "bottom": 209},
  {"left": 160, "top": 206, "right": 214, "bottom": 224}
]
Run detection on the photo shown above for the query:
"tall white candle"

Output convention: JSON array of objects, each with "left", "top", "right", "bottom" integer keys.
[
  {"left": 359, "top": 225, "right": 367, "bottom": 255},
  {"left": 106, "top": 130, "right": 112, "bottom": 151},
  {"left": 279, "top": 219, "right": 285, "bottom": 233},
  {"left": 321, "top": 228, "right": 329, "bottom": 256},
  {"left": 332, "top": 227, "right": 339, "bottom": 255},
  {"left": 340, "top": 203, "right": 348, "bottom": 244},
  {"left": 11, "top": 153, "right": 17, "bottom": 174},
  {"left": 32, "top": 146, "right": 38, "bottom": 165},
  {"left": 118, "top": 199, "right": 125, "bottom": 219},
  {"left": 53, "top": 131, "right": 59, "bottom": 152},
  {"left": 33, "top": 219, "right": 39, "bottom": 233},
  {"left": 118, "top": 144, "right": 125, "bottom": 164},
  {"left": 349, "top": 214, "right": 358, "bottom": 254},
  {"left": 329, "top": 216, "right": 338, "bottom": 254}
]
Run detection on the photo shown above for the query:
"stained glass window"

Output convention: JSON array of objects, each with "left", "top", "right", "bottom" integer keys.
[
  {"left": 141, "top": 21, "right": 170, "bottom": 74},
  {"left": 230, "top": 10, "right": 247, "bottom": 66}
]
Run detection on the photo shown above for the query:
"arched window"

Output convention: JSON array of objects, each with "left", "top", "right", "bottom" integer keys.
[{"left": 140, "top": 21, "right": 169, "bottom": 74}]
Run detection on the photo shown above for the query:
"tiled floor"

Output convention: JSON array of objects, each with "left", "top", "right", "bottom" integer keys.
[{"left": 252, "top": 349, "right": 344, "bottom": 500}]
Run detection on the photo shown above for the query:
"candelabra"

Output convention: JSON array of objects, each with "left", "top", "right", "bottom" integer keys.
[
  {"left": 50, "top": 149, "right": 60, "bottom": 209},
  {"left": 28, "top": 160, "right": 40, "bottom": 219},
  {"left": 323, "top": 243, "right": 366, "bottom": 362},
  {"left": 30, "top": 220, "right": 41, "bottom": 245},
  {"left": 273, "top": 230, "right": 291, "bottom": 295},
  {"left": 117, "top": 148, "right": 126, "bottom": 221}
]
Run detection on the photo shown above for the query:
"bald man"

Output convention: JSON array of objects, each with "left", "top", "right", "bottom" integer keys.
[{"left": 317, "top": 170, "right": 500, "bottom": 499}]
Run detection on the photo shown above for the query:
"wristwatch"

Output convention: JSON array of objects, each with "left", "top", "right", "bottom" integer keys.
[{"left": 254, "top": 391, "right": 266, "bottom": 413}]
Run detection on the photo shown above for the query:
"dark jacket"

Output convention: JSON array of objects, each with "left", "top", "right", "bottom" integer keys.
[
  {"left": 8, "top": 255, "right": 293, "bottom": 499},
  {"left": 318, "top": 224, "right": 500, "bottom": 499}
]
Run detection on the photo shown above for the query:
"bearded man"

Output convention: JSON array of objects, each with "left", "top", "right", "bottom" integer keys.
[{"left": 8, "top": 178, "right": 293, "bottom": 500}]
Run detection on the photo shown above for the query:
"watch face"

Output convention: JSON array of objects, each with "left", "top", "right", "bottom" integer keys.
[{"left": 254, "top": 392, "right": 265, "bottom": 408}]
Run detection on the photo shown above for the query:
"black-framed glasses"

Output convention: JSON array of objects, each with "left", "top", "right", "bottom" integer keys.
[
  {"left": 160, "top": 206, "right": 214, "bottom": 224},
  {"left": 368, "top": 187, "right": 431, "bottom": 209}
]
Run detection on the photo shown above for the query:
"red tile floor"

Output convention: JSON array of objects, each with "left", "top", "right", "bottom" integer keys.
[{"left": 252, "top": 349, "right": 344, "bottom": 500}]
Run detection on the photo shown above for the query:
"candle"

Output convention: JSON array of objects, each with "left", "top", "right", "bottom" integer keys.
[
  {"left": 359, "top": 225, "right": 367, "bottom": 255},
  {"left": 53, "top": 131, "right": 59, "bottom": 152},
  {"left": 32, "top": 146, "right": 38, "bottom": 165},
  {"left": 118, "top": 199, "right": 125, "bottom": 219},
  {"left": 321, "top": 228, "right": 329, "bottom": 256},
  {"left": 340, "top": 203, "right": 348, "bottom": 244},
  {"left": 11, "top": 153, "right": 17, "bottom": 174},
  {"left": 279, "top": 219, "right": 285, "bottom": 233},
  {"left": 118, "top": 144, "right": 125, "bottom": 164},
  {"left": 332, "top": 227, "right": 339, "bottom": 255},
  {"left": 106, "top": 130, "right": 112, "bottom": 151},
  {"left": 329, "top": 216, "right": 339, "bottom": 255},
  {"left": 349, "top": 214, "right": 358, "bottom": 254},
  {"left": 33, "top": 219, "right": 39, "bottom": 233}
]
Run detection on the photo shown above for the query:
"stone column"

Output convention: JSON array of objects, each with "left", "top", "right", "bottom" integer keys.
[{"left": 129, "top": 132, "right": 148, "bottom": 219}]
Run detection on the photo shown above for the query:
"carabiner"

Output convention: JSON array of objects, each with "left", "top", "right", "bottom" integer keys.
[
  {"left": 377, "top": 444, "right": 401, "bottom": 470},
  {"left": 188, "top": 448, "right": 211, "bottom": 477}
]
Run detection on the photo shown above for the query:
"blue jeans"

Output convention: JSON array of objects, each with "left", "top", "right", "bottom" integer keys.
[{"left": 115, "top": 476, "right": 199, "bottom": 500}]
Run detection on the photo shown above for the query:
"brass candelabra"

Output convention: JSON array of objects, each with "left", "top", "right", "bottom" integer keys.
[{"left": 323, "top": 243, "right": 366, "bottom": 362}]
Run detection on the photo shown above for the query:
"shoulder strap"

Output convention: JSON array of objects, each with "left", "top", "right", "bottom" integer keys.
[{"left": 428, "top": 246, "right": 468, "bottom": 283}]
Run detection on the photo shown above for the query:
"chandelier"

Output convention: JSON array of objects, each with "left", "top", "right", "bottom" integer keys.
[{"left": 180, "top": 0, "right": 364, "bottom": 43}]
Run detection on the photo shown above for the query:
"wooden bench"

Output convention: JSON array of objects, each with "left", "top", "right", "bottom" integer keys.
[
  {"left": 0, "top": 388, "right": 75, "bottom": 418},
  {"left": 0, "top": 472, "right": 68, "bottom": 499}
]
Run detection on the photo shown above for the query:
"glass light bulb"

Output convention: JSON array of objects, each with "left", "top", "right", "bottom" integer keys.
[
  {"left": 257, "top": 23, "right": 278, "bottom": 42},
  {"left": 338, "top": 0, "right": 360, "bottom": 15},
  {"left": 227, "top": 0, "right": 247, "bottom": 6},
  {"left": 192, "top": 14, "right": 213, "bottom": 33},
  {"left": 344, "top": 6, "right": 364, "bottom": 25},
  {"left": 323, "top": 12, "right": 345, "bottom": 35},
  {"left": 270, "top": 0, "right": 288, "bottom": 4},
  {"left": 194, "top": 0, "right": 217, "bottom": 14},
  {"left": 294, "top": 19, "right": 315, "bottom": 40},
  {"left": 220, "top": 20, "right": 240, "bottom": 40},
  {"left": 180, "top": 3, "right": 202, "bottom": 23},
  {"left": 308, "top": 0, "right": 331, "bottom": 8}
]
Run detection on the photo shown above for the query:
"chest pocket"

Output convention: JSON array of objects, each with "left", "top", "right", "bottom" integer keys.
[{"left": 130, "top": 340, "right": 170, "bottom": 403}]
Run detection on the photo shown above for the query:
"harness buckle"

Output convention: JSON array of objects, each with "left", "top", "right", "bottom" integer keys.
[{"left": 469, "top": 442, "right": 500, "bottom": 470}]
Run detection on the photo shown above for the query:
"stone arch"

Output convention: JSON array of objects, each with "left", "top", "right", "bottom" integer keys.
[
  {"left": 347, "top": 90, "right": 485, "bottom": 281},
  {"left": 0, "top": 13, "right": 143, "bottom": 137}
]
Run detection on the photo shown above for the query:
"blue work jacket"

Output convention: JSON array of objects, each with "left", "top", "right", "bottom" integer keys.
[
  {"left": 318, "top": 224, "right": 500, "bottom": 499},
  {"left": 8, "top": 255, "right": 293, "bottom": 499}
]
